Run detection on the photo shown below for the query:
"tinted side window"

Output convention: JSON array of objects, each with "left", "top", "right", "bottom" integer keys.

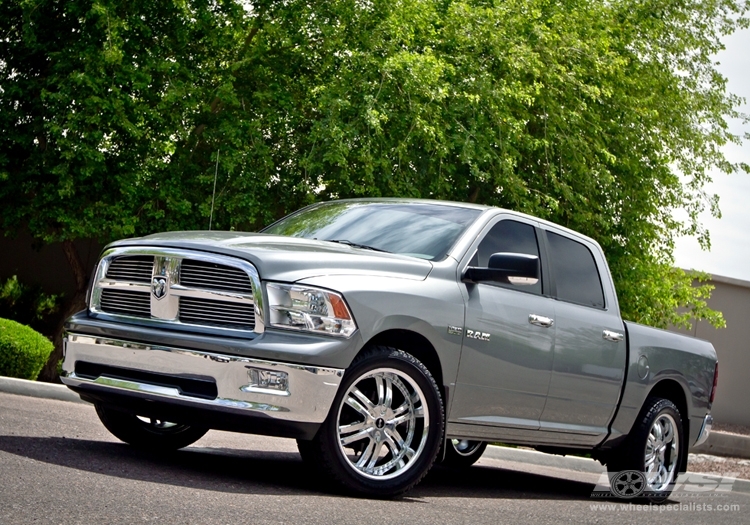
[
  {"left": 546, "top": 232, "right": 604, "bottom": 308},
  {"left": 471, "top": 220, "right": 542, "bottom": 295}
]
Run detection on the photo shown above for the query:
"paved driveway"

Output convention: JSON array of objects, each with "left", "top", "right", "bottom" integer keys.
[{"left": 0, "top": 392, "right": 747, "bottom": 524}]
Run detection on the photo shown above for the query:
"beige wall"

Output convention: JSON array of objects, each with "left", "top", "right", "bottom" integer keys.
[{"left": 672, "top": 275, "right": 750, "bottom": 427}]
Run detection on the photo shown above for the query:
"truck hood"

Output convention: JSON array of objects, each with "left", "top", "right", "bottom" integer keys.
[{"left": 109, "top": 231, "right": 434, "bottom": 282}]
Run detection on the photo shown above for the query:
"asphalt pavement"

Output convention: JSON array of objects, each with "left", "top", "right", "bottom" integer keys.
[{"left": 0, "top": 391, "right": 748, "bottom": 525}]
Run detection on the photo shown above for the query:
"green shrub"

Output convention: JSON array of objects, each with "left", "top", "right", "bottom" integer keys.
[{"left": 0, "top": 318, "right": 55, "bottom": 380}]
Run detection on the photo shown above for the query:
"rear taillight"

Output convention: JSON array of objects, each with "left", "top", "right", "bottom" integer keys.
[{"left": 709, "top": 363, "right": 719, "bottom": 404}]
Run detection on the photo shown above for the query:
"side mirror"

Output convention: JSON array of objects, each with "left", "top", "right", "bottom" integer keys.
[{"left": 462, "top": 252, "right": 540, "bottom": 285}]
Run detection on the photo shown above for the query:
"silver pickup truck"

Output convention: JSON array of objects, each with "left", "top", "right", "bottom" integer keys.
[{"left": 61, "top": 199, "right": 717, "bottom": 500}]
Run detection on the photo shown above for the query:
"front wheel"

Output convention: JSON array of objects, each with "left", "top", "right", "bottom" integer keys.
[
  {"left": 305, "top": 346, "right": 444, "bottom": 497},
  {"left": 607, "top": 397, "right": 683, "bottom": 503},
  {"left": 95, "top": 404, "right": 209, "bottom": 451}
]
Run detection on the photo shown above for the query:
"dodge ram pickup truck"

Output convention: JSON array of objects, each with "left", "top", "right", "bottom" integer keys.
[{"left": 61, "top": 199, "right": 718, "bottom": 500}]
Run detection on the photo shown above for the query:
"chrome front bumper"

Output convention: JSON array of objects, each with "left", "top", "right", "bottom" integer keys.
[
  {"left": 61, "top": 333, "right": 344, "bottom": 425},
  {"left": 694, "top": 414, "right": 714, "bottom": 447}
]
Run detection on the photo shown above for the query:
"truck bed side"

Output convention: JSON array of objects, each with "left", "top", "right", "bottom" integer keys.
[{"left": 606, "top": 321, "right": 717, "bottom": 450}]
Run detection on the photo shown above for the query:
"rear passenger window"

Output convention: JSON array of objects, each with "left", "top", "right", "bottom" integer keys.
[
  {"left": 470, "top": 220, "right": 542, "bottom": 295},
  {"left": 546, "top": 232, "right": 604, "bottom": 308}
]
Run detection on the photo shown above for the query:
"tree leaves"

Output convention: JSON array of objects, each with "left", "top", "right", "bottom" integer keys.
[{"left": 1, "top": 0, "right": 746, "bottom": 328}]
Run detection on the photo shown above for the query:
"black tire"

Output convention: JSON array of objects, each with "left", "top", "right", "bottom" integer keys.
[
  {"left": 95, "top": 404, "right": 209, "bottom": 451},
  {"left": 304, "top": 346, "right": 444, "bottom": 497},
  {"left": 439, "top": 439, "right": 487, "bottom": 468},
  {"left": 607, "top": 397, "right": 684, "bottom": 503}
]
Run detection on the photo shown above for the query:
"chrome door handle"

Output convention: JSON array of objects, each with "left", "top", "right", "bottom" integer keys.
[
  {"left": 529, "top": 314, "right": 554, "bottom": 328},
  {"left": 603, "top": 330, "right": 624, "bottom": 342}
]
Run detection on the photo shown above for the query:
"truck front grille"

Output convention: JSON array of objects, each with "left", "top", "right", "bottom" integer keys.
[{"left": 91, "top": 248, "right": 260, "bottom": 334}]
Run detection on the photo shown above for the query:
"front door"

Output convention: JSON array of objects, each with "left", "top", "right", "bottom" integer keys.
[{"left": 450, "top": 218, "right": 556, "bottom": 430}]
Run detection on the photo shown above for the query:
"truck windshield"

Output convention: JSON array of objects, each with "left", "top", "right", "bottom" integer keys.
[{"left": 262, "top": 201, "right": 482, "bottom": 260}]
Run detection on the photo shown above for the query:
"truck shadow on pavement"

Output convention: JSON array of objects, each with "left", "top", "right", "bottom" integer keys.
[{"left": 0, "top": 435, "right": 596, "bottom": 501}]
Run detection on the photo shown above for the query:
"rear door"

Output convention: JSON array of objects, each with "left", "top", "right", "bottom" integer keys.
[{"left": 538, "top": 229, "right": 626, "bottom": 443}]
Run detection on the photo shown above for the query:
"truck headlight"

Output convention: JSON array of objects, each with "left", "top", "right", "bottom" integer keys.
[{"left": 266, "top": 283, "right": 357, "bottom": 337}]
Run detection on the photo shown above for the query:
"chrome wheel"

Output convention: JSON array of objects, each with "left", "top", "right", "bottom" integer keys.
[
  {"left": 308, "top": 347, "right": 443, "bottom": 496},
  {"left": 336, "top": 367, "right": 429, "bottom": 480},
  {"left": 645, "top": 413, "right": 679, "bottom": 492},
  {"left": 440, "top": 438, "right": 487, "bottom": 468},
  {"left": 451, "top": 439, "right": 483, "bottom": 457}
]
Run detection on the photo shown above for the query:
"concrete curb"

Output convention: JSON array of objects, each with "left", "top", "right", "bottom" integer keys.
[
  {"left": 693, "top": 432, "right": 750, "bottom": 460},
  {"left": 0, "top": 376, "right": 86, "bottom": 405}
]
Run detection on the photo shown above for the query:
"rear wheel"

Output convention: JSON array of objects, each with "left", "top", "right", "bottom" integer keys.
[
  {"left": 303, "top": 346, "right": 444, "bottom": 497},
  {"left": 440, "top": 439, "right": 487, "bottom": 468},
  {"left": 95, "top": 404, "right": 209, "bottom": 451},
  {"left": 607, "top": 397, "right": 683, "bottom": 503}
]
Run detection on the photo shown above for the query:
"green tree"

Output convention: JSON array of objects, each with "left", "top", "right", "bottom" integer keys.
[
  {"left": 0, "top": 0, "right": 254, "bottom": 378},
  {"left": 2, "top": 0, "right": 746, "bottom": 379},
  {"left": 285, "top": 0, "right": 746, "bottom": 329}
]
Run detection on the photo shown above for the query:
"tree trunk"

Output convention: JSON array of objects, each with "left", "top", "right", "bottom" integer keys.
[
  {"left": 468, "top": 186, "right": 481, "bottom": 203},
  {"left": 38, "top": 240, "right": 89, "bottom": 382}
]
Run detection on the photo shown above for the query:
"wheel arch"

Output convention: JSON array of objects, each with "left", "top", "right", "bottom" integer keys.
[
  {"left": 645, "top": 378, "right": 690, "bottom": 473},
  {"left": 362, "top": 329, "right": 444, "bottom": 392}
]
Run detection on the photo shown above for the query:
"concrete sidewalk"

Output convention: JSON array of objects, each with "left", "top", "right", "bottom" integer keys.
[{"left": 1, "top": 374, "right": 749, "bottom": 492}]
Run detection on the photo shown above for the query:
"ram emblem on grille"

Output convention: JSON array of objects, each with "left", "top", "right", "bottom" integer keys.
[{"left": 152, "top": 277, "right": 167, "bottom": 300}]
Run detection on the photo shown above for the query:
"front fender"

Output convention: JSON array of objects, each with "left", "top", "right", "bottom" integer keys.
[{"left": 296, "top": 274, "right": 466, "bottom": 386}]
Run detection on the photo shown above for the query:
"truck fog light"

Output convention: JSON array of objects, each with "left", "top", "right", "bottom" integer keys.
[{"left": 242, "top": 367, "right": 289, "bottom": 395}]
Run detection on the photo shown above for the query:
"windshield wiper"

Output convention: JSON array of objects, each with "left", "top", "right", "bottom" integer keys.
[{"left": 323, "top": 239, "right": 390, "bottom": 253}]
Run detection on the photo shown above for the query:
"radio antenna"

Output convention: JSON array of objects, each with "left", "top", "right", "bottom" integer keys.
[{"left": 209, "top": 148, "right": 219, "bottom": 231}]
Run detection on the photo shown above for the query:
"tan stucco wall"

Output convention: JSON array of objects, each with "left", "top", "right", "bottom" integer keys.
[{"left": 673, "top": 275, "right": 750, "bottom": 427}]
